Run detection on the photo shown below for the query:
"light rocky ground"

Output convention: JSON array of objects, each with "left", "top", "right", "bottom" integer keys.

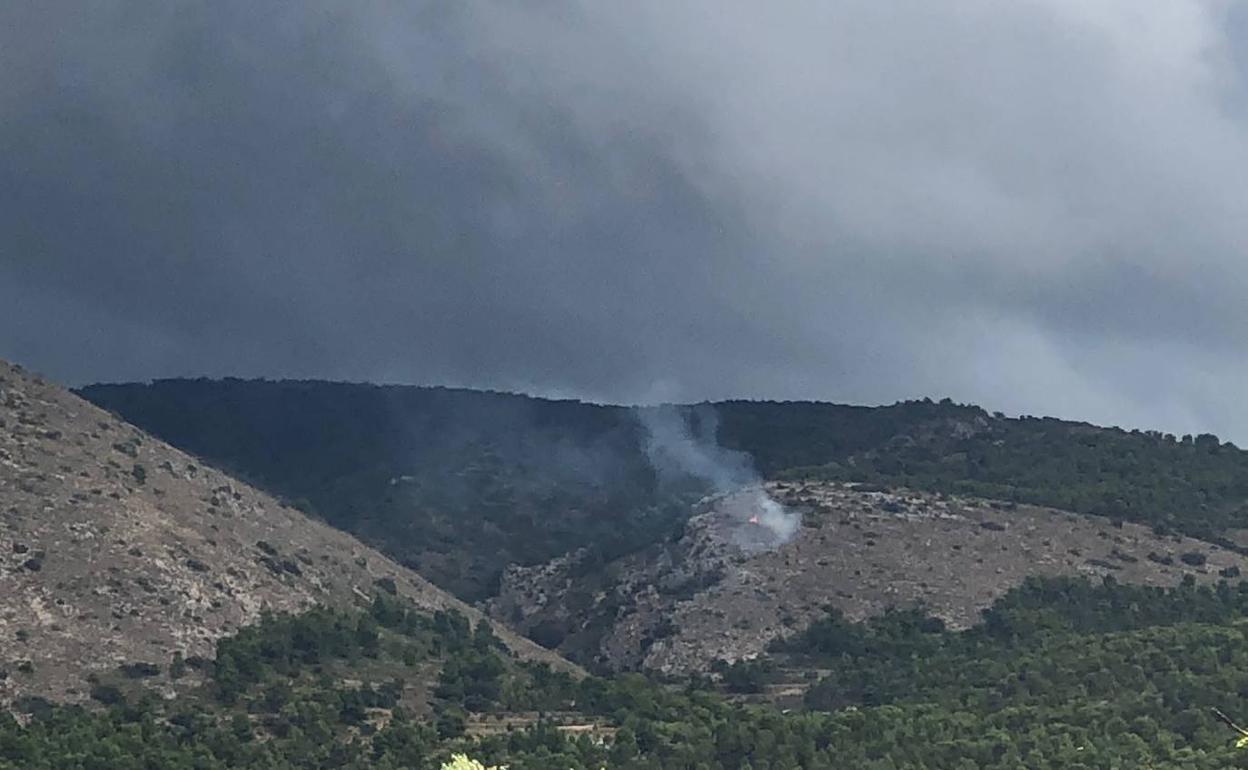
[
  {"left": 494, "top": 480, "right": 1248, "bottom": 673},
  {"left": 0, "top": 359, "right": 576, "bottom": 705}
]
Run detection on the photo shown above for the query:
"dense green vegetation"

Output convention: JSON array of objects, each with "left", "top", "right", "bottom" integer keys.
[
  {"left": 0, "top": 594, "right": 599, "bottom": 770},
  {"left": 13, "top": 579, "right": 1248, "bottom": 767},
  {"left": 81, "top": 381, "right": 1248, "bottom": 607},
  {"left": 778, "top": 575, "right": 1248, "bottom": 706},
  {"left": 771, "top": 575, "right": 1248, "bottom": 767}
]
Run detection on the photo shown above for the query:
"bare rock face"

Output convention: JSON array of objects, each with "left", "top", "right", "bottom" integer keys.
[
  {"left": 494, "top": 480, "right": 1248, "bottom": 675},
  {"left": 0, "top": 359, "right": 574, "bottom": 705}
]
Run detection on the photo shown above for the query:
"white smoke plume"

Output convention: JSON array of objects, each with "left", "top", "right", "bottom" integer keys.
[{"left": 635, "top": 404, "right": 799, "bottom": 548}]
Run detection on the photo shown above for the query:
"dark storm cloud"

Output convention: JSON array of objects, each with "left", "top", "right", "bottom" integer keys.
[{"left": 4, "top": 1, "right": 1248, "bottom": 440}]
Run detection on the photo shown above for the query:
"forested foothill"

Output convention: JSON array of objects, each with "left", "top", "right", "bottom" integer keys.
[{"left": 9, "top": 578, "right": 1248, "bottom": 768}]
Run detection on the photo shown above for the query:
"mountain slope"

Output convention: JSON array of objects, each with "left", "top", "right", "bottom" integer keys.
[
  {"left": 491, "top": 481, "right": 1248, "bottom": 672},
  {"left": 78, "top": 378, "right": 687, "bottom": 600},
  {"left": 0, "top": 360, "right": 573, "bottom": 705},
  {"left": 79, "top": 380, "right": 1248, "bottom": 608}
]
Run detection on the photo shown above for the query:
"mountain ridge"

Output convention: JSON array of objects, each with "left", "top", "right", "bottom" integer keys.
[{"left": 79, "top": 378, "right": 1248, "bottom": 599}]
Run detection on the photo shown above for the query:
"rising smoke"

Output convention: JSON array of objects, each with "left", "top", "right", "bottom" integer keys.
[{"left": 635, "top": 404, "right": 799, "bottom": 548}]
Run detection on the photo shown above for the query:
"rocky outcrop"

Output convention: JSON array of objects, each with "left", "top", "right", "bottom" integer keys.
[{"left": 493, "top": 480, "right": 1248, "bottom": 674}]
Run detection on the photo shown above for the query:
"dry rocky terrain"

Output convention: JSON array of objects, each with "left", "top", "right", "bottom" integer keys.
[
  {"left": 0, "top": 359, "right": 574, "bottom": 706},
  {"left": 492, "top": 480, "right": 1248, "bottom": 673}
]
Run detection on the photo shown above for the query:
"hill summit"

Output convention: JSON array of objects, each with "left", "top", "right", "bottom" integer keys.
[{"left": 0, "top": 359, "right": 570, "bottom": 705}]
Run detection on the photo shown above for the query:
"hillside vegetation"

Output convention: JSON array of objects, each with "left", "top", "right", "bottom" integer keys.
[
  {"left": 9, "top": 577, "right": 1248, "bottom": 768},
  {"left": 81, "top": 381, "right": 1248, "bottom": 604}
]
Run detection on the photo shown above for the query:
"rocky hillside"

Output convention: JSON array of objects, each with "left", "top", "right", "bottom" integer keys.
[
  {"left": 0, "top": 360, "right": 573, "bottom": 706},
  {"left": 491, "top": 480, "right": 1248, "bottom": 673},
  {"left": 80, "top": 380, "right": 1248, "bottom": 613}
]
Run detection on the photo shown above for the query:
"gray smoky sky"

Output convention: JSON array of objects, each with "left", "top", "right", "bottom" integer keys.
[{"left": 5, "top": 2, "right": 1248, "bottom": 440}]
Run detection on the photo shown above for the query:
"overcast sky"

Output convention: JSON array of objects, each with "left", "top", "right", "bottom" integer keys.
[{"left": 4, "top": 2, "right": 1248, "bottom": 440}]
